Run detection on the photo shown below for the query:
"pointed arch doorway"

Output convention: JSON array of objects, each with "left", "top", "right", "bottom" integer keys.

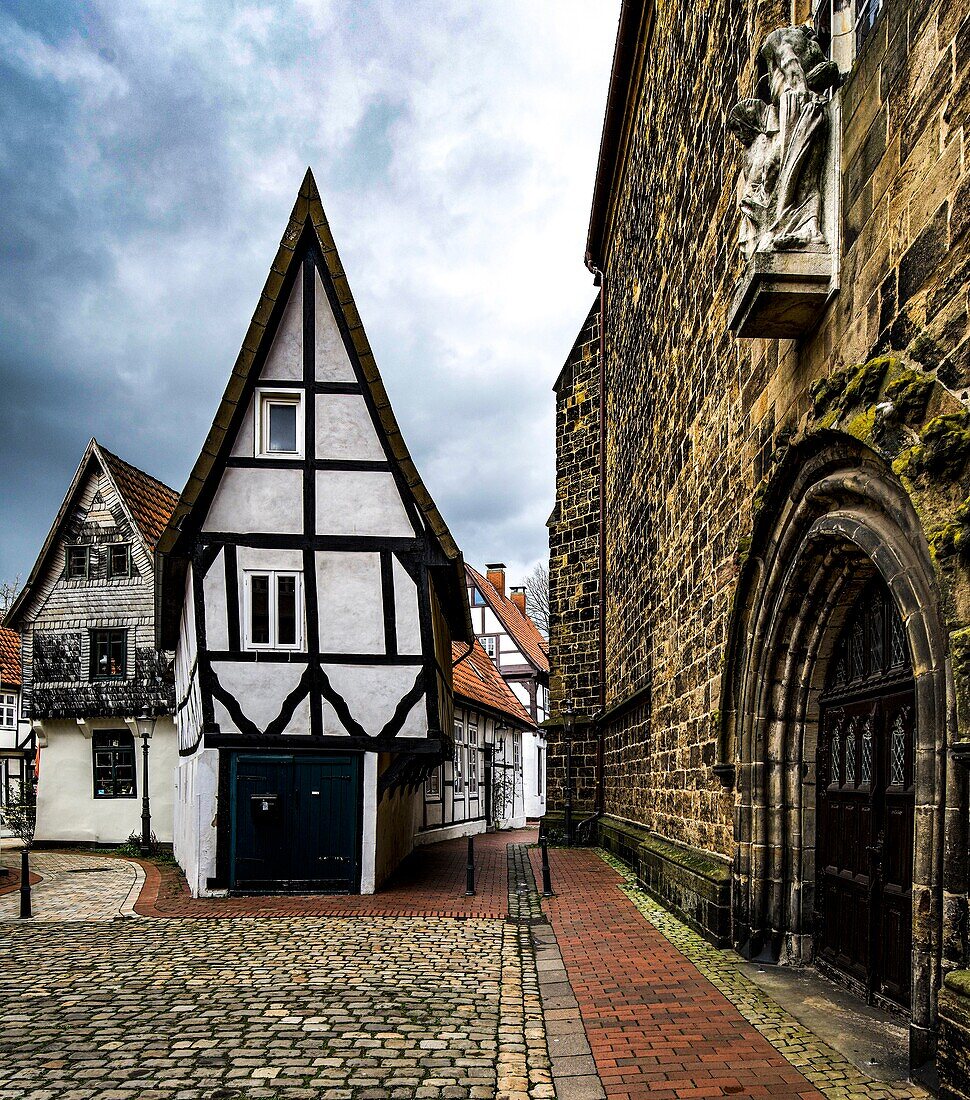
[{"left": 817, "top": 578, "right": 915, "bottom": 1010}]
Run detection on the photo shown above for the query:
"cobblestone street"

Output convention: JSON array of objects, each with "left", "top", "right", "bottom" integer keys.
[{"left": 0, "top": 835, "right": 927, "bottom": 1099}]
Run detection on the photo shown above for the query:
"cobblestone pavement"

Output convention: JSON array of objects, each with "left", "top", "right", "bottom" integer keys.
[
  {"left": 0, "top": 849, "right": 143, "bottom": 921},
  {"left": 531, "top": 846, "right": 928, "bottom": 1100}
]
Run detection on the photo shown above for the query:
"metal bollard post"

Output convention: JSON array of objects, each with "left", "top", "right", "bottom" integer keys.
[
  {"left": 540, "top": 835, "right": 555, "bottom": 897},
  {"left": 464, "top": 834, "right": 475, "bottom": 896},
  {"left": 19, "top": 848, "right": 32, "bottom": 919}
]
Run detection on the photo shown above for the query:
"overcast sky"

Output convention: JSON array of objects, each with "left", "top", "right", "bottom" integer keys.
[{"left": 0, "top": 1, "right": 618, "bottom": 592}]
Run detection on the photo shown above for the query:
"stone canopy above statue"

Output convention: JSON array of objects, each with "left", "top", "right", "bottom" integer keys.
[{"left": 727, "top": 24, "right": 841, "bottom": 339}]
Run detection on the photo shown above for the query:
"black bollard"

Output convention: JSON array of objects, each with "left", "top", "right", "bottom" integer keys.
[
  {"left": 464, "top": 834, "right": 475, "bottom": 896},
  {"left": 540, "top": 835, "right": 555, "bottom": 897},
  {"left": 19, "top": 848, "right": 32, "bottom": 919}
]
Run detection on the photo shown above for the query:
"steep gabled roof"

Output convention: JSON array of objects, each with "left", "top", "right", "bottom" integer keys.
[
  {"left": 452, "top": 640, "right": 533, "bottom": 728},
  {"left": 98, "top": 444, "right": 180, "bottom": 551},
  {"left": 5, "top": 439, "right": 178, "bottom": 630},
  {"left": 156, "top": 168, "right": 472, "bottom": 647},
  {"left": 0, "top": 628, "right": 21, "bottom": 688},
  {"left": 466, "top": 564, "right": 549, "bottom": 673}
]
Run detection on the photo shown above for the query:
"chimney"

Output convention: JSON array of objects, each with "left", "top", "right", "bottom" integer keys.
[
  {"left": 485, "top": 563, "right": 506, "bottom": 597},
  {"left": 510, "top": 586, "right": 527, "bottom": 616}
]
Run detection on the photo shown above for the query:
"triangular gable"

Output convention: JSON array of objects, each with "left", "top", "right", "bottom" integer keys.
[
  {"left": 157, "top": 168, "right": 472, "bottom": 646},
  {"left": 5, "top": 439, "right": 178, "bottom": 630},
  {"left": 466, "top": 564, "right": 549, "bottom": 673}
]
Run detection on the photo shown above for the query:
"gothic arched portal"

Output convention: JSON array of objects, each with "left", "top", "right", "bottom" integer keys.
[{"left": 718, "top": 432, "right": 966, "bottom": 1069}]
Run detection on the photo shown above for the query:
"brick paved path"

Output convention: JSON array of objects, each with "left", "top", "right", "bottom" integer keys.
[
  {"left": 531, "top": 846, "right": 926, "bottom": 1100},
  {"left": 135, "top": 828, "right": 529, "bottom": 918}
]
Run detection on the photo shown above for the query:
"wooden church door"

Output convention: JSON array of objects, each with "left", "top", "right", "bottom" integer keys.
[{"left": 817, "top": 580, "right": 915, "bottom": 1010}]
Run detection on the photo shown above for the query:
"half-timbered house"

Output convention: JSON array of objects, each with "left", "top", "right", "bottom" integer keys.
[
  {"left": 156, "top": 171, "right": 472, "bottom": 897},
  {"left": 0, "top": 627, "right": 27, "bottom": 826},
  {"left": 466, "top": 564, "right": 548, "bottom": 818},
  {"left": 4, "top": 440, "right": 178, "bottom": 845},
  {"left": 419, "top": 640, "right": 531, "bottom": 842}
]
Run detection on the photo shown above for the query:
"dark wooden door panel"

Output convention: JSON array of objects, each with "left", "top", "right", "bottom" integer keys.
[{"left": 231, "top": 753, "right": 360, "bottom": 892}]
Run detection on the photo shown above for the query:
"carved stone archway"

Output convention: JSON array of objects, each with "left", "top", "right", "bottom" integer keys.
[{"left": 719, "top": 432, "right": 966, "bottom": 1069}]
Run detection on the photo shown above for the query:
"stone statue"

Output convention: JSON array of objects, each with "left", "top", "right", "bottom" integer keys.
[{"left": 728, "top": 24, "right": 840, "bottom": 259}]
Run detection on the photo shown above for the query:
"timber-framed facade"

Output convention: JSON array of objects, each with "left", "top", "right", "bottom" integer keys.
[{"left": 157, "top": 171, "right": 472, "bottom": 896}]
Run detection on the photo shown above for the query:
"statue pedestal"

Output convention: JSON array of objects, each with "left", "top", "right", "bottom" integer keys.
[{"left": 727, "top": 248, "right": 835, "bottom": 339}]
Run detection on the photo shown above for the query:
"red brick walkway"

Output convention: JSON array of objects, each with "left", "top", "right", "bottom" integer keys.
[
  {"left": 134, "top": 827, "right": 534, "bottom": 918},
  {"left": 531, "top": 847, "right": 823, "bottom": 1100}
]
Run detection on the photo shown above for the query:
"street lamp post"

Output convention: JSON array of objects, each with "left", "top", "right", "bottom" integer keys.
[
  {"left": 135, "top": 711, "right": 156, "bottom": 856},
  {"left": 563, "top": 699, "right": 575, "bottom": 846}
]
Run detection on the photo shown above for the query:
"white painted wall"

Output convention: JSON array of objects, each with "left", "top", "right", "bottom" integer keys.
[
  {"left": 173, "top": 745, "right": 220, "bottom": 896},
  {"left": 34, "top": 717, "right": 177, "bottom": 845},
  {"left": 321, "top": 663, "right": 426, "bottom": 738},
  {"left": 360, "top": 751, "right": 377, "bottom": 893},
  {"left": 314, "top": 470, "right": 414, "bottom": 537},
  {"left": 523, "top": 730, "right": 547, "bottom": 819},
  {"left": 203, "top": 468, "right": 303, "bottom": 534}
]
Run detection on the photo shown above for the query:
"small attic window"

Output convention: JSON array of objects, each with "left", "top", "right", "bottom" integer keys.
[
  {"left": 66, "top": 545, "right": 90, "bottom": 580},
  {"left": 256, "top": 388, "right": 303, "bottom": 458},
  {"left": 107, "top": 544, "right": 130, "bottom": 579}
]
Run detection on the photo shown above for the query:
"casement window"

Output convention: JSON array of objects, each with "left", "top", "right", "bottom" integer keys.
[
  {"left": 256, "top": 388, "right": 303, "bottom": 457},
  {"left": 90, "top": 629, "right": 127, "bottom": 680},
  {"left": 425, "top": 766, "right": 441, "bottom": 799},
  {"left": 0, "top": 693, "right": 15, "bottom": 728},
  {"left": 453, "top": 718, "right": 464, "bottom": 795},
  {"left": 107, "top": 543, "right": 131, "bottom": 579},
  {"left": 480, "top": 635, "right": 498, "bottom": 661},
  {"left": 66, "top": 545, "right": 90, "bottom": 580},
  {"left": 513, "top": 735, "right": 521, "bottom": 773},
  {"left": 93, "top": 731, "right": 136, "bottom": 798},
  {"left": 468, "top": 725, "right": 479, "bottom": 796},
  {"left": 244, "top": 571, "right": 303, "bottom": 650}
]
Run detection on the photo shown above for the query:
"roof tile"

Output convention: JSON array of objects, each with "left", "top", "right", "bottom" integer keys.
[
  {"left": 452, "top": 641, "right": 533, "bottom": 727},
  {"left": 466, "top": 565, "right": 549, "bottom": 672},
  {"left": 0, "top": 627, "right": 22, "bottom": 688},
  {"left": 98, "top": 445, "right": 180, "bottom": 551}
]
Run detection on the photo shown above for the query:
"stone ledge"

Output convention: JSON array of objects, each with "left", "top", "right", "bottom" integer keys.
[
  {"left": 728, "top": 248, "right": 835, "bottom": 339},
  {"left": 938, "top": 975, "right": 970, "bottom": 1099},
  {"left": 597, "top": 816, "right": 732, "bottom": 947}
]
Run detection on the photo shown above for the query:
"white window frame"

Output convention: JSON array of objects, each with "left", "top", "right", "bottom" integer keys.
[
  {"left": 480, "top": 635, "right": 498, "bottom": 661},
  {"left": 453, "top": 718, "right": 464, "bottom": 795},
  {"left": 0, "top": 693, "right": 16, "bottom": 728},
  {"left": 243, "top": 570, "right": 304, "bottom": 651},
  {"left": 468, "top": 725, "right": 479, "bottom": 796},
  {"left": 256, "top": 387, "right": 304, "bottom": 458}
]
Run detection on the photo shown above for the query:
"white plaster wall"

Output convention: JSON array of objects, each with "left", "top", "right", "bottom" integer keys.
[
  {"left": 236, "top": 547, "right": 304, "bottom": 573},
  {"left": 174, "top": 746, "right": 220, "bottom": 897},
  {"left": 392, "top": 557, "right": 422, "bottom": 655},
  {"left": 315, "top": 552, "right": 384, "bottom": 654},
  {"left": 259, "top": 275, "right": 302, "bottom": 381},
  {"left": 204, "top": 468, "right": 303, "bottom": 534},
  {"left": 322, "top": 664, "right": 426, "bottom": 738},
  {"left": 523, "top": 730, "right": 547, "bottom": 819},
  {"left": 315, "top": 471, "right": 413, "bottom": 537},
  {"left": 203, "top": 550, "right": 229, "bottom": 651},
  {"left": 315, "top": 395, "right": 385, "bottom": 462},
  {"left": 34, "top": 718, "right": 177, "bottom": 845},
  {"left": 315, "top": 269, "right": 356, "bottom": 382},
  {"left": 360, "top": 751, "right": 377, "bottom": 893},
  {"left": 230, "top": 399, "right": 256, "bottom": 458},
  {"left": 175, "top": 565, "right": 203, "bottom": 752},
  {"left": 212, "top": 663, "right": 310, "bottom": 735}
]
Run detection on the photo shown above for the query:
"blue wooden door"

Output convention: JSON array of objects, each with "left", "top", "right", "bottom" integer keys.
[{"left": 230, "top": 754, "right": 360, "bottom": 892}]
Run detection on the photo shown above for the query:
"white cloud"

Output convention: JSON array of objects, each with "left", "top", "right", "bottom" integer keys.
[{"left": 0, "top": 0, "right": 619, "bottom": 589}]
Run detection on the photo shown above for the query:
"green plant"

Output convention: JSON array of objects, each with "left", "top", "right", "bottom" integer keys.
[{"left": 0, "top": 779, "right": 37, "bottom": 849}]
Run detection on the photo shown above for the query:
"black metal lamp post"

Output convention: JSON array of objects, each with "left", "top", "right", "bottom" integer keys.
[
  {"left": 563, "top": 699, "right": 575, "bottom": 846},
  {"left": 135, "top": 711, "right": 156, "bottom": 856},
  {"left": 19, "top": 746, "right": 36, "bottom": 920}
]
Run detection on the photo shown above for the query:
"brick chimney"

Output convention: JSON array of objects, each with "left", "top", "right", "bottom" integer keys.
[
  {"left": 510, "top": 586, "right": 527, "bottom": 616},
  {"left": 485, "top": 563, "right": 506, "bottom": 597}
]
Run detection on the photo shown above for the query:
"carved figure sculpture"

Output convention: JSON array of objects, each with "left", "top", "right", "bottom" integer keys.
[{"left": 728, "top": 24, "right": 840, "bottom": 259}]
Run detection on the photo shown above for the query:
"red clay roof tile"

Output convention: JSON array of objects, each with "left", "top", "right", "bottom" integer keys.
[{"left": 452, "top": 640, "right": 533, "bottom": 727}]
